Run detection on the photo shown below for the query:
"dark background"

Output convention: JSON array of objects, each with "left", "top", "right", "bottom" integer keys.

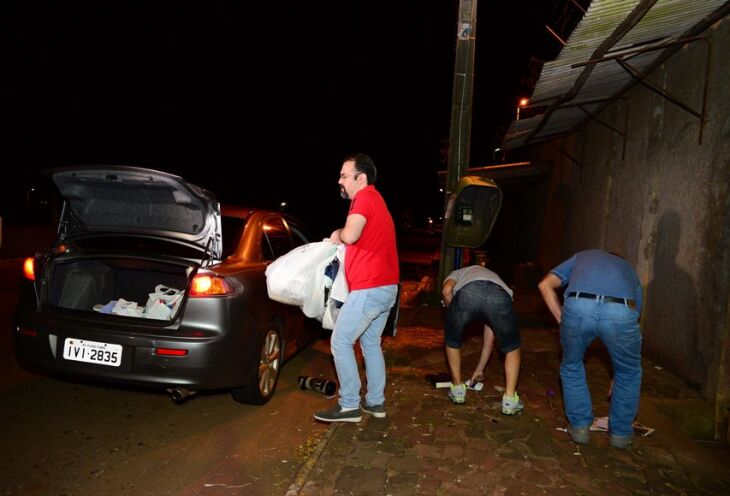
[{"left": 3, "top": 0, "right": 565, "bottom": 235}]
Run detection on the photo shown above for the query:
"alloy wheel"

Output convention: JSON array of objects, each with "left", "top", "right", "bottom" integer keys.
[{"left": 258, "top": 329, "right": 281, "bottom": 397}]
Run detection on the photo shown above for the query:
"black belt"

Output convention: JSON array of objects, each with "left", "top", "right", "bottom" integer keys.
[{"left": 567, "top": 291, "right": 636, "bottom": 307}]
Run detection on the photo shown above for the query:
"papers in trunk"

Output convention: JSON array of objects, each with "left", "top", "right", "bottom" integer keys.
[{"left": 93, "top": 285, "right": 184, "bottom": 320}]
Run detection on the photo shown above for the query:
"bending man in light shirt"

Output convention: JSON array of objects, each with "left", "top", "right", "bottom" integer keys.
[{"left": 442, "top": 264, "right": 523, "bottom": 414}]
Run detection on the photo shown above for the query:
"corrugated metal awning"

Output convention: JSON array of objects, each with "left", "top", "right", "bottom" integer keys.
[{"left": 502, "top": 0, "right": 730, "bottom": 150}]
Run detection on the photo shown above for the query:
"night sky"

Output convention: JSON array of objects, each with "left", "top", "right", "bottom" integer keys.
[{"left": 4, "top": 1, "right": 560, "bottom": 234}]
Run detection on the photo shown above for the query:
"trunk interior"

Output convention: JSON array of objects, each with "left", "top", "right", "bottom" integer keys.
[{"left": 47, "top": 257, "right": 192, "bottom": 317}]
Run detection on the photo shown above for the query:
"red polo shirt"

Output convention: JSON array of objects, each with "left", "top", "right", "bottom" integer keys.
[{"left": 345, "top": 185, "right": 399, "bottom": 290}]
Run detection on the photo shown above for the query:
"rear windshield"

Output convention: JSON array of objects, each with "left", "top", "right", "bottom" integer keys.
[{"left": 221, "top": 216, "right": 247, "bottom": 258}]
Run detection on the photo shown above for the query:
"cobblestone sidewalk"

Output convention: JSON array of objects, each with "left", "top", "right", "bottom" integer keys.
[{"left": 288, "top": 283, "right": 730, "bottom": 495}]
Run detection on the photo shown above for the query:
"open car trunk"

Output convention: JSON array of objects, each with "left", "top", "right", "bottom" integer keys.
[{"left": 46, "top": 256, "right": 193, "bottom": 320}]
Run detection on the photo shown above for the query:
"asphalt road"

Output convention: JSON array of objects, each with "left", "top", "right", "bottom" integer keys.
[{"left": 0, "top": 259, "right": 335, "bottom": 496}]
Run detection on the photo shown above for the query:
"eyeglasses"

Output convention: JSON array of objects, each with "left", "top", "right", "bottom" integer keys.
[{"left": 339, "top": 172, "right": 362, "bottom": 180}]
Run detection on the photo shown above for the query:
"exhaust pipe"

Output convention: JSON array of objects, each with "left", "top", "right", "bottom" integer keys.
[{"left": 166, "top": 387, "right": 197, "bottom": 403}]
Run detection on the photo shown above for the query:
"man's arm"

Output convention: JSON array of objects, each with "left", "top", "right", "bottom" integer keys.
[
  {"left": 470, "top": 325, "right": 495, "bottom": 382},
  {"left": 442, "top": 279, "right": 456, "bottom": 307},
  {"left": 538, "top": 273, "right": 563, "bottom": 324},
  {"left": 330, "top": 213, "right": 366, "bottom": 245}
]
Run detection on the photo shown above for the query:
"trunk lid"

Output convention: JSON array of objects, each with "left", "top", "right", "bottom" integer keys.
[{"left": 50, "top": 166, "right": 221, "bottom": 259}]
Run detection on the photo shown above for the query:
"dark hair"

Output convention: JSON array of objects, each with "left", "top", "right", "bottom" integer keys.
[{"left": 344, "top": 153, "right": 377, "bottom": 184}]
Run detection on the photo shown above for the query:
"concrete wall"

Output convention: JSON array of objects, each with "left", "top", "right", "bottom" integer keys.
[{"left": 530, "top": 17, "right": 730, "bottom": 437}]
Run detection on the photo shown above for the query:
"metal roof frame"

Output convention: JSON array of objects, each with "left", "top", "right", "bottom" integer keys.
[{"left": 502, "top": 0, "right": 730, "bottom": 150}]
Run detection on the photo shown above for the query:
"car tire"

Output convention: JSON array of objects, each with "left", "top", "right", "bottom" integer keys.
[{"left": 231, "top": 324, "right": 282, "bottom": 405}]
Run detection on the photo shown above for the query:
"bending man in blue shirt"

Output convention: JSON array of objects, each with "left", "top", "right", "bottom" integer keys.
[{"left": 538, "top": 249, "right": 643, "bottom": 449}]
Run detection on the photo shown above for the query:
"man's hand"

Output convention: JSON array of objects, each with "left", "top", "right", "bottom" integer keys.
[{"left": 330, "top": 229, "right": 343, "bottom": 245}]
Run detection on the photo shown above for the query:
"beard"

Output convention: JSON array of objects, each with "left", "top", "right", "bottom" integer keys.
[{"left": 340, "top": 186, "right": 349, "bottom": 199}]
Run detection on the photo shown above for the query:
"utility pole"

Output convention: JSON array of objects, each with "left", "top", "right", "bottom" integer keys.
[{"left": 437, "top": 0, "right": 478, "bottom": 290}]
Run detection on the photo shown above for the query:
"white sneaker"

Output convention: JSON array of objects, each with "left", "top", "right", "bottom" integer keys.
[{"left": 448, "top": 383, "right": 467, "bottom": 404}]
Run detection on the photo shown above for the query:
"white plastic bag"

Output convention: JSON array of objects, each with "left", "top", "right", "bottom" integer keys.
[
  {"left": 145, "top": 285, "right": 184, "bottom": 314},
  {"left": 302, "top": 244, "right": 347, "bottom": 320},
  {"left": 321, "top": 245, "right": 348, "bottom": 329},
  {"left": 111, "top": 298, "right": 143, "bottom": 317},
  {"left": 144, "top": 300, "right": 173, "bottom": 320},
  {"left": 265, "top": 240, "right": 338, "bottom": 306}
]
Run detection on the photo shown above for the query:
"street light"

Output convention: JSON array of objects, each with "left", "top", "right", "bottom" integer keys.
[
  {"left": 516, "top": 97, "right": 530, "bottom": 120},
  {"left": 493, "top": 147, "right": 502, "bottom": 163}
]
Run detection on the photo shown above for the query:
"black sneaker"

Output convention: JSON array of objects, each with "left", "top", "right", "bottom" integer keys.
[
  {"left": 313, "top": 405, "right": 362, "bottom": 423},
  {"left": 568, "top": 426, "right": 590, "bottom": 444},
  {"left": 609, "top": 434, "right": 633, "bottom": 449},
  {"left": 361, "top": 403, "right": 386, "bottom": 418}
]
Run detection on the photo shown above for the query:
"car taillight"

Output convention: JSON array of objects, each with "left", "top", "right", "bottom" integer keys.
[
  {"left": 22, "top": 257, "right": 35, "bottom": 281},
  {"left": 190, "top": 273, "right": 234, "bottom": 296},
  {"left": 17, "top": 326, "right": 38, "bottom": 337},
  {"left": 154, "top": 348, "right": 188, "bottom": 356}
]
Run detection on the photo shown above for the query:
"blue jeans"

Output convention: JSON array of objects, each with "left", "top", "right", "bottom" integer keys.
[
  {"left": 560, "top": 297, "right": 642, "bottom": 437},
  {"left": 331, "top": 285, "right": 398, "bottom": 409},
  {"left": 444, "top": 281, "right": 520, "bottom": 353}
]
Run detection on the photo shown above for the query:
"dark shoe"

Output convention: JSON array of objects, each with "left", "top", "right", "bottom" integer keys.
[
  {"left": 313, "top": 405, "right": 362, "bottom": 423},
  {"left": 568, "top": 426, "right": 590, "bottom": 444},
  {"left": 610, "top": 434, "right": 633, "bottom": 449},
  {"left": 361, "top": 403, "right": 386, "bottom": 418}
]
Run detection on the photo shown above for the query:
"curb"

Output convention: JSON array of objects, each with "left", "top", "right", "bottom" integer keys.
[{"left": 285, "top": 422, "right": 340, "bottom": 496}]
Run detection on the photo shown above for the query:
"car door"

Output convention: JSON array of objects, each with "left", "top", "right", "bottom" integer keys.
[{"left": 261, "top": 215, "right": 307, "bottom": 359}]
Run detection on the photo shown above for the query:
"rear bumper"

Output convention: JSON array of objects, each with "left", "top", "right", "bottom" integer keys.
[{"left": 13, "top": 302, "right": 260, "bottom": 391}]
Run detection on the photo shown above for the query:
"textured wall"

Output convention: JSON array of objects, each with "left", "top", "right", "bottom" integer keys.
[{"left": 533, "top": 16, "right": 730, "bottom": 410}]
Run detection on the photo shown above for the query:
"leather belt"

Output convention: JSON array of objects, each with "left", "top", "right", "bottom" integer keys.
[{"left": 567, "top": 291, "right": 636, "bottom": 308}]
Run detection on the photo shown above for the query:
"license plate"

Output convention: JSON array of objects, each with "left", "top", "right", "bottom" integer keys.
[{"left": 63, "top": 338, "right": 123, "bottom": 367}]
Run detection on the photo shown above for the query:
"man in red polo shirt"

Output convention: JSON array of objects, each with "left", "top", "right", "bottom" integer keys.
[{"left": 314, "top": 153, "right": 399, "bottom": 423}]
